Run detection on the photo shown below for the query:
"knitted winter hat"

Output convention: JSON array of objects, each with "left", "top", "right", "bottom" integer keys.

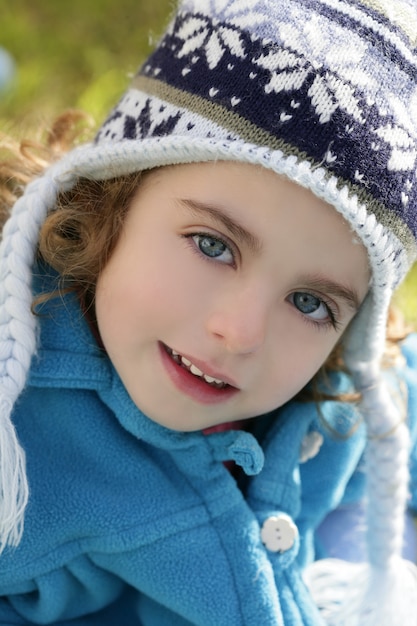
[{"left": 1, "top": 0, "right": 417, "bottom": 623}]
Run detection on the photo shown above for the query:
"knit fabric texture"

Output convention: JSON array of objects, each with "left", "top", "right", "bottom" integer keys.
[
  {"left": 96, "top": 0, "right": 417, "bottom": 367},
  {"left": 1, "top": 0, "right": 417, "bottom": 624}
]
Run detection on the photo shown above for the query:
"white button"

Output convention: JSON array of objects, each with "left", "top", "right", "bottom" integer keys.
[
  {"left": 261, "top": 514, "right": 298, "bottom": 553},
  {"left": 299, "top": 431, "right": 324, "bottom": 463}
]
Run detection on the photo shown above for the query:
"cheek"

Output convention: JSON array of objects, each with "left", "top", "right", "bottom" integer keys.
[
  {"left": 259, "top": 322, "right": 341, "bottom": 410},
  {"left": 96, "top": 268, "right": 158, "bottom": 337},
  {"left": 287, "top": 333, "right": 338, "bottom": 379},
  {"left": 95, "top": 246, "right": 204, "bottom": 345}
]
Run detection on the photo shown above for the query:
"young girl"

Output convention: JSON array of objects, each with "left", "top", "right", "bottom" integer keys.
[{"left": 1, "top": 0, "right": 417, "bottom": 624}]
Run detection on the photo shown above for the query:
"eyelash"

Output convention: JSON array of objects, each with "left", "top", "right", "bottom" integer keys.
[
  {"left": 288, "top": 292, "right": 340, "bottom": 332},
  {"left": 183, "top": 231, "right": 237, "bottom": 267},
  {"left": 183, "top": 232, "right": 341, "bottom": 332}
]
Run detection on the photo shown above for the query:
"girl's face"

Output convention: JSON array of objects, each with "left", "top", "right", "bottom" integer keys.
[{"left": 95, "top": 162, "right": 370, "bottom": 431}]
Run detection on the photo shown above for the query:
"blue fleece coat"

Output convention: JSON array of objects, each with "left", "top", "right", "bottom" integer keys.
[{"left": 0, "top": 266, "right": 414, "bottom": 625}]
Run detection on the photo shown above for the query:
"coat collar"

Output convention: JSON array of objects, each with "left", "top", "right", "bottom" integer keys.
[{"left": 29, "top": 262, "right": 265, "bottom": 477}]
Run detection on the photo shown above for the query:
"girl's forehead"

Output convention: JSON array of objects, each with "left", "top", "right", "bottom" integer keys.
[{"left": 143, "top": 160, "right": 349, "bottom": 225}]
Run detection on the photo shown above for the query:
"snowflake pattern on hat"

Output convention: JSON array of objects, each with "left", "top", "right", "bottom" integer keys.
[{"left": 98, "top": 0, "right": 417, "bottom": 246}]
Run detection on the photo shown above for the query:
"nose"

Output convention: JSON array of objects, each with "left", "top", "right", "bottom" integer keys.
[{"left": 206, "top": 286, "right": 270, "bottom": 355}]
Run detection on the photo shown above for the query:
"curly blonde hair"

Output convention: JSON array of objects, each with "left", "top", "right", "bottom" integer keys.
[{"left": 0, "top": 111, "right": 90, "bottom": 214}]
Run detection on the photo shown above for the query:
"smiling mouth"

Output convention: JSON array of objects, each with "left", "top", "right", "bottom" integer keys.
[{"left": 165, "top": 346, "right": 229, "bottom": 389}]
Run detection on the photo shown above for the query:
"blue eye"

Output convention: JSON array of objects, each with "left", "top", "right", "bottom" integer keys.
[
  {"left": 191, "top": 234, "right": 234, "bottom": 264},
  {"left": 290, "top": 292, "right": 330, "bottom": 322}
]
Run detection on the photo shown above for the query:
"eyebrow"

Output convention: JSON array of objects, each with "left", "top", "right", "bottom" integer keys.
[
  {"left": 300, "top": 275, "right": 362, "bottom": 313},
  {"left": 177, "top": 198, "right": 363, "bottom": 312},
  {"left": 177, "top": 198, "right": 262, "bottom": 253}
]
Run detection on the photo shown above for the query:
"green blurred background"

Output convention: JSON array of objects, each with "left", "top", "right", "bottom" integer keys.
[
  {"left": 1, "top": 0, "right": 173, "bottom": 132},
  {"left": 1, "top": 0, "right": 416, "bottom": 323}
]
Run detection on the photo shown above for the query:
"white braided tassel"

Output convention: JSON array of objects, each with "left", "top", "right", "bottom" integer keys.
[
  {"left": 0, "top": 397, "right": 28, "bottom": 551},
  {"left": 304, "top": 555, "right": 417, "bottom": 625},
  {"left": 305, "top": 368, "right": 417, "bottom": 625},
  {"left": 0, "top": 175, "right": 56, "bottom": 551}
]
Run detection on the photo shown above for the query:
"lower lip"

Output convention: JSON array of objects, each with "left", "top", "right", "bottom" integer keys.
[{"left": 159, "top": 343, "right": 239, "bottom": 405}]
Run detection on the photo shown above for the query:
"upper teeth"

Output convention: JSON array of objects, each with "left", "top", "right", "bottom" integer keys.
[{"left": 171, "top": 350, "right": 226, "bottom": 387}]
